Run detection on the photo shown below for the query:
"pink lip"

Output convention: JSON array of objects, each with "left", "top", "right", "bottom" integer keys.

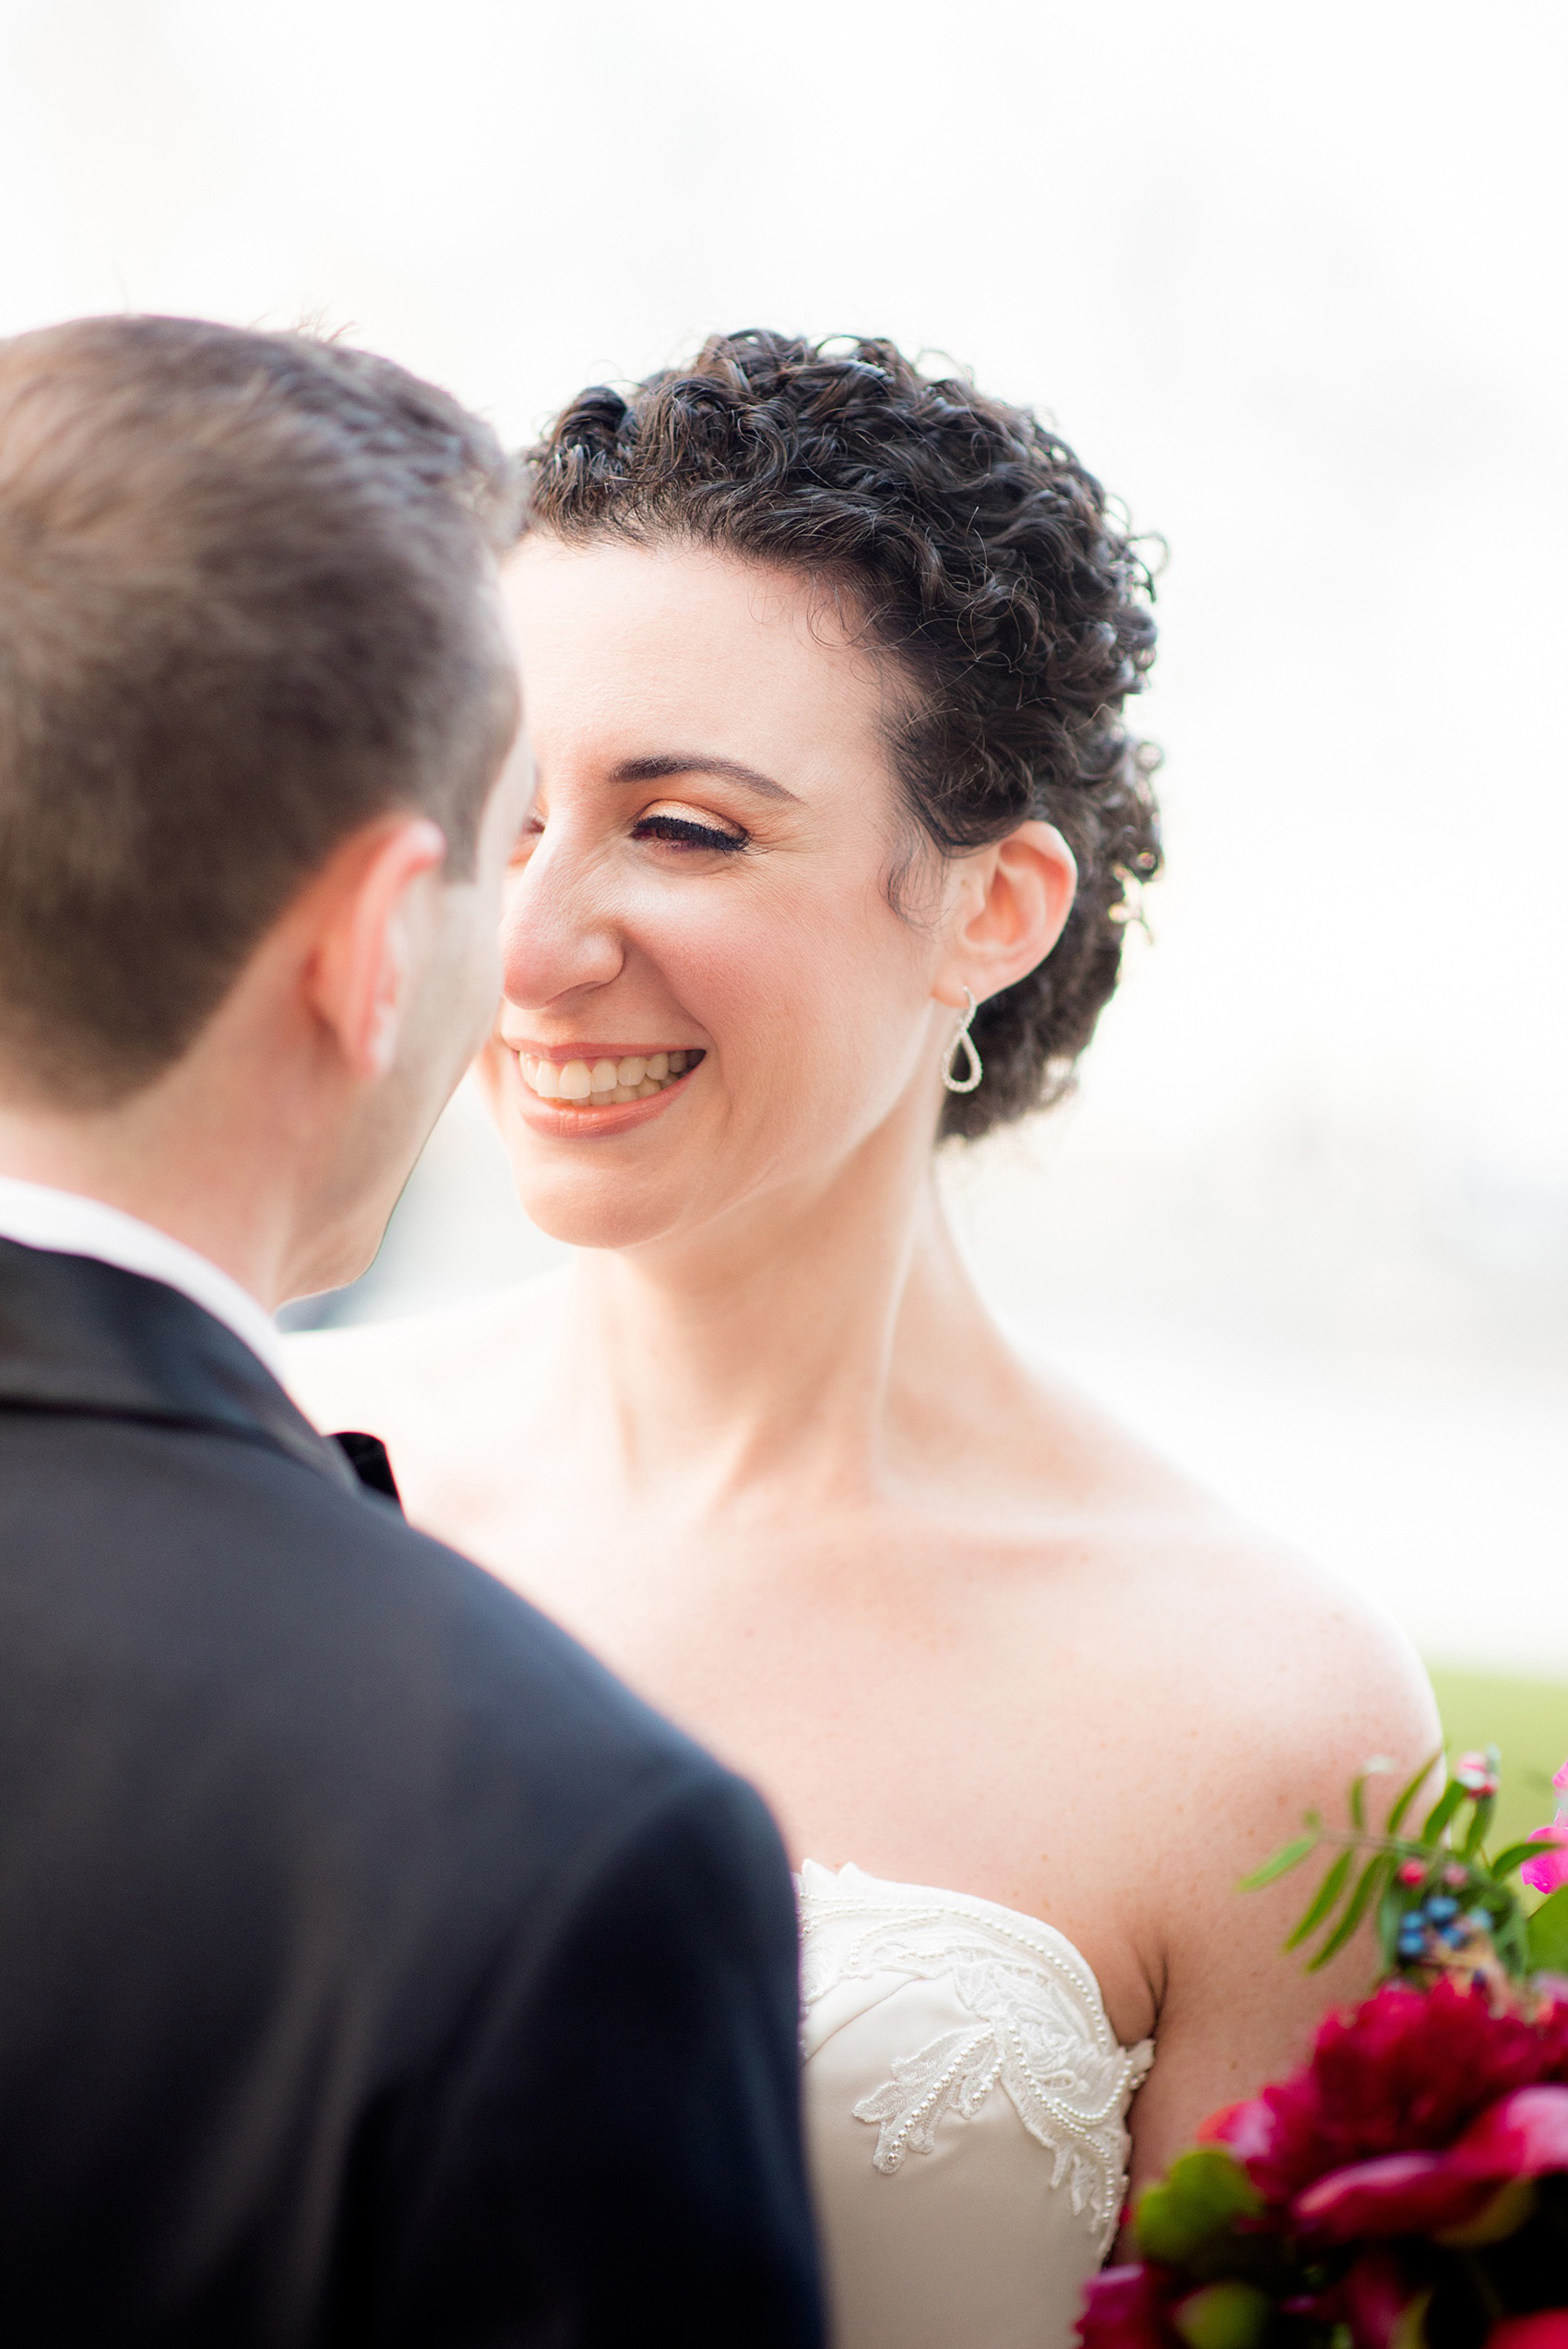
[{"left": 503, "top": 1050, "right": 701, "bottom": 1139}]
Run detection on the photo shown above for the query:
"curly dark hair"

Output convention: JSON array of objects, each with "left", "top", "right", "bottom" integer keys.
[{"left": 523, "top": 329, "right": 1160, "bottom": 1139}]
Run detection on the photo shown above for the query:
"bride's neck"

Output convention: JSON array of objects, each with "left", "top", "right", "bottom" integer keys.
[{"left": 557, "top": 1131, "right": 1006, "bottom": 1507}]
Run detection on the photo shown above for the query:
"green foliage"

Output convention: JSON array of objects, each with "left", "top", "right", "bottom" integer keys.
[
  {"left": 1171, "top": 2282, "right": 1274, "bottom": 2349},
  {"left": 1420, "top": 1780, "right": 1467, "bottom": 1845},
  {"left": 1527, "top": 1885, "right": 1568, "bottom": 1973},
  {"left": 1308, "top": 1853, "right": 1391, "bottom": 1973},
  {"left": 1425, "top": 1668, "right": 1568, "bottom": 1853},
  {"left": 1239, "top": 1832, "right": 1320, "bottom": 1892},
  {"left": 1241, "top": 1747, "right": 1559, "bottom": 1985},
  {"left": 1284, "top": 1851, "right": 1351, "bottom": 1949},
  {"left": 1386, "top": 1750, "right": 1439, "bottom": 1838},
  {"left": 1135, "top": 2147, "right": 1264, "bottom": 2269}
]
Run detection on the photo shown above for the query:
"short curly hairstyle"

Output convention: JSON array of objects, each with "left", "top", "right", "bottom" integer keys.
[{"left": 523, "top": 329, "right": 1160, "bottom": 1139}]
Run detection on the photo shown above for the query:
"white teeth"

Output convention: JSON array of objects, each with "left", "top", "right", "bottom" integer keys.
[{"left": 518, "top": 1048, "right": 702, "bottom": 1107}]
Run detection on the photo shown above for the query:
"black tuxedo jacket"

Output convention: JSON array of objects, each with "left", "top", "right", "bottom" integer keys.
[{"left": 0, "top": 1238, "right": 823, "bottom": 2346}]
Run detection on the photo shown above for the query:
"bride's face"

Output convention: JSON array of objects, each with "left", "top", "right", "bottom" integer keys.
[{"left": 481, "top": 535, "right": 957, "bottom": 1252}]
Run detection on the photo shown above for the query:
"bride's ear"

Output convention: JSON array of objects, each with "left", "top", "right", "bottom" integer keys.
[{"left": 933, "top": 820, "right": 1077, "bottom": 1008}]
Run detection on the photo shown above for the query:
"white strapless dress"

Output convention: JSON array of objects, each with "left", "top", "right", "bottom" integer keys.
[{"left": 798, "top": 1862, "right": 1155, "bottom": 2349}]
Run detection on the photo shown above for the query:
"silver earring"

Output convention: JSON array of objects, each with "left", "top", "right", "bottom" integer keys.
[{"left": 942, "top": 987, "right": 982, "bottom": 1094}]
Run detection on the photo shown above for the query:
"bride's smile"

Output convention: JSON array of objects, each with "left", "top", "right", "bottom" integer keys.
[{"left": 506, "top": 1044, "right": 704, "bottom": 1131}]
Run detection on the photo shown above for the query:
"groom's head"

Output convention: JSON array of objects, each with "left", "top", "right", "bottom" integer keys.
[{"left": 0, "top": 315, "right": 529, "bottom": 1297}]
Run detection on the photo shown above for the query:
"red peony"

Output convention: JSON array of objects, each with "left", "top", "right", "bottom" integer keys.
[
  {"left": 1292, "top": 2085, "right": 1568, "bottom": 2238},
  {"left": 1208, "top": 1980, "right": 1568, "bottom": 2205},
  {"left": 1337, "top": 2248, "right": 1428, "bottom": 2349},
  {"left": 1488, "top": 2321, "right": 1568, "bottom": 2349},
  {"left": 1079, "top": 2264, "right": 1179, "bottom": 2349}
]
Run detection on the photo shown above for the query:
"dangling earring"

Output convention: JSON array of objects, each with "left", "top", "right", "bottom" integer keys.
[{"left": 942, "top": 987, "right": 982, "bottom": 1094}]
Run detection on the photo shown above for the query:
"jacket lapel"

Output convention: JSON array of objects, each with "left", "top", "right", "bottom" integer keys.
[{"left": 0, "top": 1236, "right": 360, "bottom": 1493}]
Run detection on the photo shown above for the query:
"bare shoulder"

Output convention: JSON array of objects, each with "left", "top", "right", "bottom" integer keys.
[
  {"left": 282, "top": 1273, "right": 564, "bottom": 1447},
  {"left": 1000, "top": 1353, "right": 1439, "bottom": 1784},
  {"left": 1101, "top": 1517, "right": 1442, "bottom": 2180},
  {"left": 1080, "top": 1489, "right": 1441, "bottom": 2007},
  {"left": 1096, "top": 1494, "right": 1440, "bottom": 1831},
  {"left": 1200, "top": 1530, "right": 1431, "bottom": 1778}
]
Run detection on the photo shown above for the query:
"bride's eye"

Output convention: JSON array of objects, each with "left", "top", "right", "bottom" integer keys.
[{"left": 632, "top": 809, "right": 749, "bottom": 854}]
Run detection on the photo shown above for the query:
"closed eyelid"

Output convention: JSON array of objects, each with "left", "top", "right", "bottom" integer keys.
[
  {"left": 508, "top": 791, "right": 749, "bottom": 851},
  {"left": 633, "top": 809, "right": 748, "bottom": 849}
]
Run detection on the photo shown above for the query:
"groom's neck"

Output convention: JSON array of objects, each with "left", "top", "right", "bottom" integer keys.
[
  {"left": 0, "top": 1100, "right": 283, "bottom": 1311},
  {"left": 0, "top": 987, "right": 326, "bottom": 1314}
]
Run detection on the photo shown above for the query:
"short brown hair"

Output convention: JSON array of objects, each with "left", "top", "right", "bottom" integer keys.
[
  {"left": 0, "top": 315, "right": 522, "bottom": 1108},
  {"left": 527, "top": 330, "right": 1160, "bottom": 1139}
]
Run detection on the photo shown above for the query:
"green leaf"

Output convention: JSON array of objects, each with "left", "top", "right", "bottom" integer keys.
[
  {"left": 1387, "top": 1748, "right": 1444, "bottom": 1837},
  {"left": 1526, "top": 1885, "right": 1568, "bottom": 1973},
  {"left": 1285, "top": 1850, "right": 1352, "bottom": 1950},
  {"left": 1432, "top": 2174, "right": 1538, "bottom": 2248},
  {"left": 1239, "top": 1829, "right": 1320, "bottom": 1892},
  {"left": 1462, "top": 1793, "right": 1496, "bottom": 1861},
  {"left": 1135, "top": 2146, "right": 1264, "bottom": 2266},
  {"left": 1393, "top": 2291, "right": 1433, "bottom": 2349},
  {"left": 1491, "top": 1841, "right": 1558, "bottom": 1878},
  {"left": 1376, "top": 1878, "right": 1408, "bottom": 1971},
  {"left": 1349, "top": 1759, "right": 1393, "bottom": 1833},
  {"left": 1495, "top": 1904, "right": 1531, "bottom": 1981},
  {"left": 1420, "top": 1781, "right": 1466, "bottom": 1846},
  {"left": 1173, "top": 2283, "right": 1273, "bottom": 2349},
  {"left": 1309, "top": 1854, "right": 1391, "bottom": 1971}
]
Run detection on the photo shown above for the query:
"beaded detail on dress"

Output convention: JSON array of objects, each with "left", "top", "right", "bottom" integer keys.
[{"left": 798, "top": 1860, "right": 1154, "bottom": 2259}]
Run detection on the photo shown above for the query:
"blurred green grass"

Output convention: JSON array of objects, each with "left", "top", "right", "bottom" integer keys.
[{"left": 1426, "top": 1664, "right": 1568, "bottom": 1851}]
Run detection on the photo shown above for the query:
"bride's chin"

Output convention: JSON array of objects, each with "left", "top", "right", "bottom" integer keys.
[
  {"left": 505, "top": 1165, "right": 694, "bottom": 1255},
  {"left": 484, "top": 1066, "right": 681, "bottom": 1237}
]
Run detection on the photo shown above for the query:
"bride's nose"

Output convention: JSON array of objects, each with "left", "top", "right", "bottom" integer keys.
[{"left": 497, "top": 824, "right": 626, "bottom": 1007}]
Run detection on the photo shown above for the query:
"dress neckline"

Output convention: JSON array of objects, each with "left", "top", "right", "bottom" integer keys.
[{"left": 795, "top": 1857, "right": 1151, "bottom": 2059}]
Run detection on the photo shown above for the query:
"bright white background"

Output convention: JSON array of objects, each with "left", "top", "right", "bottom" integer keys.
[{"left": 3, "top": 0, "right": 1564, "bottom": 1671}]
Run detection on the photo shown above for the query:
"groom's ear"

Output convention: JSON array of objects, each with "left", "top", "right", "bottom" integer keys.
[{"left": 299, "top": 816, "right": 450, "bottom": 1079}]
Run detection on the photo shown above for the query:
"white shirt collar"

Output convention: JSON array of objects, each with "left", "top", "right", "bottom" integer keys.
[{"left": 0, "top": 1177, "right": 289, "bottom": 1386}]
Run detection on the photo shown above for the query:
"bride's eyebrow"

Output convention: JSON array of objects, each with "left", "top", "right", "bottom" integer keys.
[{"left": 610, "top": 753, "right": 800, "bottom": 805}]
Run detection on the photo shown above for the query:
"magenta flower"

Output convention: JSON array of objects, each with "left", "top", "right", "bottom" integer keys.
[
  {"left": 1292, "top": 2084, "right": 1568, "bottom": 2240},
  {"left": 1206, "top": 1980, "right": 1568, "bottom": 2207},
  {"left": 1487, "top": 2319, "right": 1568, "bottom": 2349},
  {"left": 1337, "top": 2248, "right": 1428, "bottom": 2349},
  {"left": 1523, "top": 1825, "right": 1568, "bottom": 1897},
  {"left": 1522, "top": 1759, "right": 1568, "bottom": 1897},
  {"left": 1078, "top": 2264, "right": 1177, "bottom": 2349}
]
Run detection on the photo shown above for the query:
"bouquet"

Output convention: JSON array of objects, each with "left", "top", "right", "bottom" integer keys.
[{"left": 1080, "top": 1748, "right": 1568, "bottom": 2349}]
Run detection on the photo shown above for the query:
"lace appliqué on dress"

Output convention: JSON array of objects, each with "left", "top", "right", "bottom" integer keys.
[{"left": 800, "top": 1866, "right": 1155, "bottom": 2257}]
